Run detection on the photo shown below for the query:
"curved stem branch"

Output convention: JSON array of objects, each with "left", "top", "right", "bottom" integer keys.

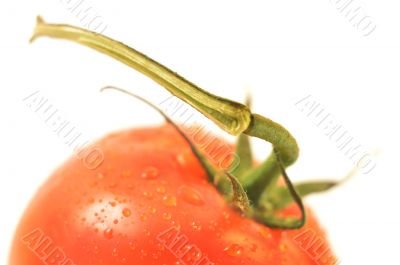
[
  {"left": 31, "top": 16, "right": 300, "bottom": 206},
  {"left": 244, "top": 114, "right": 299, "bottom": 202},
  {"left": 100, "top": 85, "right": 218, "bottom": 181}
]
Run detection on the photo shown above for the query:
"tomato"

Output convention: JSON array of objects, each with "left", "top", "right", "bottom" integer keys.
[{"left": 9, "top": 124, "right": 336, "bottom": 265}]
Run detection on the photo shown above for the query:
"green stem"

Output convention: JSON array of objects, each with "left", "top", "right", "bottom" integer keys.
[
  {"left": 244, "top": 114, "right": 299, "bottom": 203},
  {"left": 31, "top": 16, "right": 251, "bottom": 136},
  {"left": 30, "top": 16, "right": 300, "bottom": 205},
  {"left": 241, "top": 154, "right": 280, "bottom": 201}
]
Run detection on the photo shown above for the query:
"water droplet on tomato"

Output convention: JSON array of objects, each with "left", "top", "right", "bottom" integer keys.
[
  {"left": 94, "top": 245, "right": 100, "bottom": 254},
  {"left": 222, "top": 211, "right": 230, "bottom": 220},
  {"left": 143, "top": 191, "right": 154, "bottom": 200},
  {"left": 129, "top": 241, "right": 137, "bottom": 250},
  {"left": 190, "top": 221, "right": 202, "bottom": 231},
  {"left": 176, "top": 154, "right": 186, "bottom": 166},
  {"left": 224, "top": 244, "right": 243, "bottom": 257},
  {"left": 162, "top": 212, "right": 172, "bottom": 220},
  {"left": 122, "top": 208, "right": 132, "bottom": 217},
  {"left": 279, "top": 243, "right": 286, "bottom": 252},
  {"left": 162, "top": 195, "right": 177, "bottom": 207},
  {"left": 112, "top": 248, "right": 118, "bottom": 256},
  {"left": 104, "top": 227, "right": 114, "bottom": 239},
  {"left": 140, "top": 214, "right": 148, "bottom": 221},
  {"left": 156, "top": 186, "right": 166, "bottom": 194},
  {"left": 178, "top": 185, "right": 204, "bottom": 206},
  {"left": 259, "top": 228, "right": 272, "bottom": 239},
  {"left": 141, "top": 167, "right": 159, "bottom": 179},
  {"left": 140, "top": 249, "right": 148, "bottom": 258},
  {"left": 187, "top": 246, "right": 202, "bottom": 261},
  {"left": 144, "top": 229, "right": 151, "bottom": 236}
]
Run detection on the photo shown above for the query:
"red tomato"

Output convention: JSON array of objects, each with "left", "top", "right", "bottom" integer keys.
[{"left": 9, "top": 124, "right": 336, "bottom": 265}]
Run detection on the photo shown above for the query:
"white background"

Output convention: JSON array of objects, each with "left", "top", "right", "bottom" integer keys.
[{"left": 0, "top": 1, "right": 399, "bottom": 264}]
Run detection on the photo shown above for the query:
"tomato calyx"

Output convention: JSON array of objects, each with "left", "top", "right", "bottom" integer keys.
[{"left": 31, "top": 16, "right": 347, "bottom": 230}]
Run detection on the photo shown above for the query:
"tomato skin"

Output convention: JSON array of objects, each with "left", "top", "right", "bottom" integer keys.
[{"left": 9, "top": 124, "right": 335, "bottom": 265}]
